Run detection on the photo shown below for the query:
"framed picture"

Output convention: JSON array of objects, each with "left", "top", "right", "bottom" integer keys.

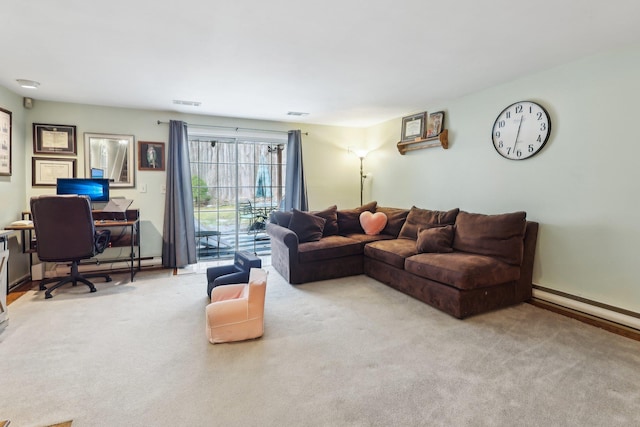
[
  {"left": 33, "top": 123, "right": 77, "bottom": 155},
  {"left": 0, "top": 107, "right": 11, "bottom": 176},
  {"left": 426, "top": 111, "right": 445, "bottom": 138},
  {"left": 32, "top": 157, "right": 76, "bottom": 186},
  {"left": 138, "top": 141, "right": 165, "bottom": 171},
  {"left": 401, "top": 112, "right": 427, "bottom": 142}
]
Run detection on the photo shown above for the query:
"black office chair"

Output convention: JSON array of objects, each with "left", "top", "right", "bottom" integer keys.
[{"left": 31, "top": 195, "right": 113, "bottom": 299}]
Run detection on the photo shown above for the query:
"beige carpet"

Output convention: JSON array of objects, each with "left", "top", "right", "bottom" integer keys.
[{"left": 1, "top": 266, "right": 639, "bottom": 426}]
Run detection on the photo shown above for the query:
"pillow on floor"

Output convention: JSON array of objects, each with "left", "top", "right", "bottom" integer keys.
[
  {"left": 288, "top": 209, "right": 326, "bottom": 243},
  {"left": 416, "top": 225, "right": 454, "bottom": 253}
]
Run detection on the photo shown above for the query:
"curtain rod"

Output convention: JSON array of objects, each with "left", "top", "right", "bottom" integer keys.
[{"left": 156, "top": 120, "right": 308, "bottom": 136}]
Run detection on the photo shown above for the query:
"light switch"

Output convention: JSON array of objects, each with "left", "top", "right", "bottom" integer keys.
[
  {"left": 140, "top": 183, "right": 147, "bottom": 193},
  {"left": 160, "top": 184, "right": 166, "bottom": 194}
]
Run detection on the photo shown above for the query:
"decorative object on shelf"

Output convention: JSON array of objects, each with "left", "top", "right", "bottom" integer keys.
[
  {"left": 32, "top": 157, "right": 76, "bottom": 186},
  {"left": 401, "top": 112, "right": 427, "bottom": 142},
  {"left": 348, "top": 148, "right": 370, "bottom": 206},
  {"left": 492, "top": 100, "right": 551, "bottom": 160},
  {"left": 0, "top": 107, "right": 11, "bottom": 176},
  {"left": 426, "top": 111, "right": 445, "bottom": 138},
  {"left": 84, "top": 133, "right": 135, "bottom": 187},
  {"left": 33, "top": 123, "right": 77, "bottom": 155},
  {"left": 396, "top": 129, "right": 449, "bottom": 155},
  {"left": 138, "top": 141, "right": 165, "bottom": 171}
]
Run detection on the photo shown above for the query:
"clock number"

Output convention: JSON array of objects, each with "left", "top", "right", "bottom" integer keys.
[
  {"left": 528, "top": 144, "right": 534, "bottom": 153},
  {"left": 498, "top": 141, "right": 503, "bottom": 148},
  {"left": 498, "top": 120, "right": 505, "bottom": 128},
  {"left": 540, "top": 123, "right": 546, "bottom": 131},
  {"left": 495, "top": 131, "right": 501, "bottom": 138},
  {"left": 506, "top": 111, "right": 511, "bottom": 119},
  {"left": 515, "top": 105, "right": 523, "bottom": 114},
  {"left": 537, "top": 135, "right": 542, "bottom": 142},
  {"left": 537, "top": 112, "right": 543, "bottom": 120},
  {"left": 517, "top": 150, "right": 522, "bottom": 158}
]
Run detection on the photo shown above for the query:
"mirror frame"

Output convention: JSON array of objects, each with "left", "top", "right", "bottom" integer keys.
[{"left": 84, "top": 132, "right": 135, "bottom": 188}]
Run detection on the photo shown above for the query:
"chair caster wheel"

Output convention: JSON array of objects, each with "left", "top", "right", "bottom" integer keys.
[
  {"left": 45, "top": 293, "right": 52, "bottom": 299},
  {"left": 106, "top": 277, "right": 113, "bottom": 282}
]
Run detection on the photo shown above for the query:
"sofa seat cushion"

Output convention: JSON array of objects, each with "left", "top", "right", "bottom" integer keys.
[
  {"left": 344, "top": 232, "right": 395, "bottom": 246},
  {"left": 404, "top": 252, "right": 521, "bottom": 290},
  {"left": 298, "top": 235, "right": 363, "bottom": 263},
  {"left": 364, "top": 238, "right": 418, "bottom": 269}
]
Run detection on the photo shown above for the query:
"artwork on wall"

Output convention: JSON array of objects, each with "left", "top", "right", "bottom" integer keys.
[
  {"left": 0, "top": 107, "right": 11, "bottom": 176},
  {"left": 401, "top": 112, "right": 427, "bottom": 142},
  {"left": 33, "top": 123, "right": 77, "bottom": 155},
  {"left": 426, "top": 111, "right": 445, "bottom": 138},
  {"left": 32, "top": 157, "right": 76, "bottom": 186},
  {"left": 138, "top": 141, "right": 165, "bottom": 171}
]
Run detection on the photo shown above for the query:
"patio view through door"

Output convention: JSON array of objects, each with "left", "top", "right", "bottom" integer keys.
[{"left": 190, "top": 137, "right": 286, "bottom": 260}]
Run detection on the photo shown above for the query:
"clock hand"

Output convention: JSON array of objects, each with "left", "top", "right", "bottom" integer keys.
[{"left": 513, "top": 115, "right": 524, "bottom": 152}]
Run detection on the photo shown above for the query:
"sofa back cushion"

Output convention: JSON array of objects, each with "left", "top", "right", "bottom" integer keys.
[
  {"left": 289, "top": 209, "right": 326, "bottom": 243},
  {"left": 375, "top": 207, "right": 410, "bottom": 238},
  {"left": 311, "top": 205, "right": 339, "bottom": 236},
  {"left": 270, "top": 210, "right": 293, "bottom": 228},
  {"left": 452, "top": 211, "right": 527, "bottom": 265},
  {"left": 398, "top": 206, "right": 459, "bottom": 240},
  {"left": 337, "top": 201, "right": 377, "bottom": 234}
]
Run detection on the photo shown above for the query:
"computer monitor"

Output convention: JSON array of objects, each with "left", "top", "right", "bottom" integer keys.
[
  {"left": 90, "top": 167, "right": 104, "bottom": 178},
  {"left": 56, "top": 178, "right": 110, "bottom": 202}
]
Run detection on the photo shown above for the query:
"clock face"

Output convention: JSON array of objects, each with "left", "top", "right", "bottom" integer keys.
[{"left": 492, "top": 101, "right": 551, "bottom": 160}]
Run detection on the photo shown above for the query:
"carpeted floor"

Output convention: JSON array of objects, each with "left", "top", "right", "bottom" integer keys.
[{"left": 1, "top": 266, "right": 639, "bottom": 426}]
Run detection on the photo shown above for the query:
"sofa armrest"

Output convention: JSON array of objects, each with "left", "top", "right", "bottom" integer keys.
[{"left": 266, "top": 222, "right": 299, "bottom": 250}]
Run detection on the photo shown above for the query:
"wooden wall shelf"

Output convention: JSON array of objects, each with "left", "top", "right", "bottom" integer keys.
[{"left": 397, "top": 129, "right": 448, "bottom": 155}]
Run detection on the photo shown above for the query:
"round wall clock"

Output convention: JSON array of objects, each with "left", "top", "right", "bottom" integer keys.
[{"left": 491, "top": 100, "right": 551, "bottom": 160}]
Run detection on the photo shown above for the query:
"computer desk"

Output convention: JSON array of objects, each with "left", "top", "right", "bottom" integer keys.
[{"left": 5, "top": 209, "right": 141, "bottom": 283}]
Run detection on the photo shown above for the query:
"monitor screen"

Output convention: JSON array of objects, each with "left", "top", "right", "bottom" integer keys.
[
  {"left": 90, "top": 167, "right": 104, "bottom": 178},
  {"left": 56, "top": 178, "right": 110, "bottom": 202}
]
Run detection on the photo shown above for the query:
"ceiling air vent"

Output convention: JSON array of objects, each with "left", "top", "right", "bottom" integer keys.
[
  {"left": 287, "top": 111, "right": 309, "bottom": 116},
  {"left": 173, "top": 100, "right": 201, "bottom": 107}
]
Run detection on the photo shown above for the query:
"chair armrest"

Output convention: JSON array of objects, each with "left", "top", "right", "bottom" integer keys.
[
  {"left": 211, "top": 283, "right": 246, "bottom": 301},
  {"left": 206, "top": 298, "right": 249, "bottom": 325}
]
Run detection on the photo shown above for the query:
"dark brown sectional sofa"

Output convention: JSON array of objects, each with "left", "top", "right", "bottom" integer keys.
[{"left": 266, "top": 202, "right": 538, "bottom": 319}]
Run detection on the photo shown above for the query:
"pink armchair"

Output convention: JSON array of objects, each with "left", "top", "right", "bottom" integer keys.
[{"left": 206, "top": 268, "right": 268, "bottom": 344}]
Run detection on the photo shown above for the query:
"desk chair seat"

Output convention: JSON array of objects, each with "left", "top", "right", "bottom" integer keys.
[{"left": 31, "top": 195, "right": 113, "bottom": 299}]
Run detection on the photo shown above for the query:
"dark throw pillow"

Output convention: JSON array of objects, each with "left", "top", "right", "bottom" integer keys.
[
  {"left": 416, "top": 225, "right": 454, "bottom": 253},
  {"left": 376, "top": 206, "right": 410, "bottom": 237},
  {"left": 288, "top": 209, "right": 326, "bottom": 243},
  {"left": 311, "top": 205, "right": 339, "bottom": 236},
  {"left": 398, "top": 206, "right": 459, "bottom": 240},
  {"left": 337, "top": 201, "right": 377, "bottom": 234}
]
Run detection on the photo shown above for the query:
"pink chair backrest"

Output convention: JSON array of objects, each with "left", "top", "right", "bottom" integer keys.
[{"left": 247, "top": 268, "right": 267, "bottom": 318}]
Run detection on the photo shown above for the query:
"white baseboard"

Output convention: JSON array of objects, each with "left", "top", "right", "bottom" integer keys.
[{"left": 532, "top": 288, "right": 640, "bottom": 331}]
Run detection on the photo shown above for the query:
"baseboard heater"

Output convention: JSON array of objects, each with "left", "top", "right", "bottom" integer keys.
[{"left": 532, "top": 286, "right": 640, "bottom": 332}]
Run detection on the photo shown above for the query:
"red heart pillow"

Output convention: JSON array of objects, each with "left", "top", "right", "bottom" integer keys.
[{"left": 359, "top": 211, "right": 387, "bottom": 235}]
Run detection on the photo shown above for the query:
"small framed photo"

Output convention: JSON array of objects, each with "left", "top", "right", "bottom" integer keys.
[
  {"left": 138, "top": 141, "right": 165, "bottom": 171},
  {"left": 32, "top": 157, "right": 76, "bottom": 186},
  {"left": 0, "top": 107, "right": 11, "bottom": 176},
  {"left": 33, "top": 123, "right": 77, "bottom": 155},
  {"left": 401, "top": 112, "right": 427, "bottom": 142},
  {"left": 426, "top": 111, "right": 445, "bottom": 138}
]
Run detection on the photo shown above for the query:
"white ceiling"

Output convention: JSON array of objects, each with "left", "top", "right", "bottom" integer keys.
[{"left": 2, "top": 0, "right": 640, "bottom": 127}]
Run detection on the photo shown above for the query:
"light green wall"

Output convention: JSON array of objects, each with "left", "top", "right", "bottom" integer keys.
[
  {"left": 366, "top": 45, "right": 640, "bottom": 313},
  {"left": 0, "top": 87, "right": 28, "bottom": 283}
]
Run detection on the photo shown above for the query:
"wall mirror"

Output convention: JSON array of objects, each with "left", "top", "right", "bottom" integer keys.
[{"left": 84, "top": 132, "right": 135, "bottom": 187}]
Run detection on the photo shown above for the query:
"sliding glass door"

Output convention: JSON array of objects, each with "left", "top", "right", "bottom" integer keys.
[{"left": 189, "top": 137, "right": 286, "bottom": 260}]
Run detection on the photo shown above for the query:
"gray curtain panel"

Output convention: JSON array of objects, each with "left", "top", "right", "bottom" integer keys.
[
  {"left": 162, "top": 120, "right": 197, "bottom": 268},
  {"left": 284, "top": 130, "right": 308, "bottom": 211}
]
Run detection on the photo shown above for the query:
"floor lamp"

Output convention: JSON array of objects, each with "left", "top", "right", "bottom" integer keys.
[{"left": 349, "top": 148, "right": 369, "bottom": 206}]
